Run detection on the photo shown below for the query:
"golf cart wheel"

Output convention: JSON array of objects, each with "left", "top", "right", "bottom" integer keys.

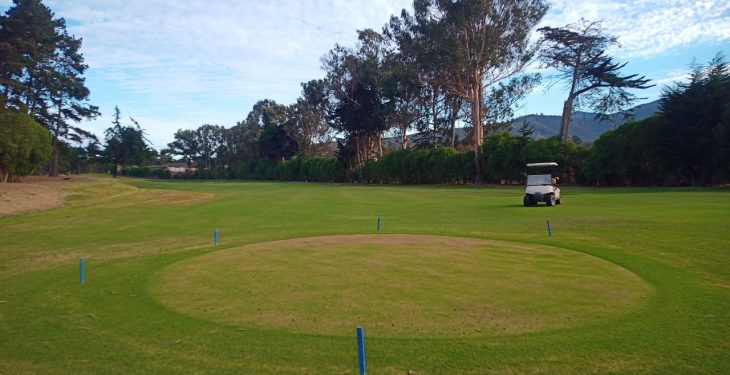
[
  {"left": 546, "top": 194, "right": 556, "bottom": 206},
  {"left": 523, "top": 195, "right": 531, "bottom": 207}
]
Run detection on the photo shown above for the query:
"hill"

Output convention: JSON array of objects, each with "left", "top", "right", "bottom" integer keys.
[
  {"left": 386, "top": 100, "right": 661, "bottom": 148},
  {"left": 512, "top": 100, "right": 661, "bottom": 142}
]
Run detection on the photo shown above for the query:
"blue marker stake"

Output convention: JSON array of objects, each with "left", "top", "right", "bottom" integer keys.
[
  {"left": 376, "top": 217, "right": 381, "bottom": 233},
  {"left": 80, "top": 257, "right": 85, "bottom": 285},
  {"left": 214, "top": 228, "right": 219, "bottom": 247},
  {"left": 357, "top": 326, "right": 366, "bottom": 375},
  {"left": 546, "top": 220, "right": 553, "bottom": 237}
]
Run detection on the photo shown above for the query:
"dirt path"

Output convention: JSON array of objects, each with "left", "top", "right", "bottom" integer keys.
[{"left": 0, "top": 175, "right": 98, "bottom": 217}]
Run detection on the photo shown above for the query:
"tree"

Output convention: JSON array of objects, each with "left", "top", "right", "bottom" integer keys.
[
  {"left": 385, "top": 11, "right": 463, "bottom": 150},
  {"left": 286, "top": 80, "right": 331, "bottom": 157},
  {"left": 583, "top": 117, "right": 666, "bottom": 186},
  {"left": 225, "top": 99, "right": 289, "bottom": 163},
  {"left": 258, "top": 121, "right": 297, "bottom": 161},
  {"left": 0, "top": 0, "right": 58, "bottom": 110},
  {"left": 660, "top": 54, "right": 730, "bottom": 185},
  {"left": 0, "top": 109, "right": 51, "bottom": 182},
  {"left": 195, "top": 124, "right": 225, "bottom": 169},
  {"left": 539, "top": 19, "right": 652, "bottom": 142},
  {"left": 0, "top": 0, "right": 98, "bottom": 176},
  {"left": 44, "top": 27, "right": 100, "bottom": 176},
  {"left": 407, "top": 0, "right": 548, "bottom": 182},
  {"left": 165, "top": 129, "right": 199, "bottom": 167},
  {"left": 104, "top": 106, "right": 152, "bottom": 177},
  {"left": 323, "top": 29, "right": 390, "bottom": 166}
]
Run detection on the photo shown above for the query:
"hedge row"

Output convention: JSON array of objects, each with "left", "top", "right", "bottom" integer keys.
[
  {"left": 356, "top": 147, "right": 475, "bottom": 184},
  {"left": 123, "top": 135, "right": 587, "bottom": 185}
]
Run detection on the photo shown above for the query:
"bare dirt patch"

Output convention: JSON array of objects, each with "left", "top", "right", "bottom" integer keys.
[
  {"left": 0, "top": 175, "right": 95, "bottom": 217},
  {"left": 0, "top": 177, "right": 215, "bottom": 279}
]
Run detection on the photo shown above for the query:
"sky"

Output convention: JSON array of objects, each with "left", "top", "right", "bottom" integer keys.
[{"left": 2, "top": 0, "right": 729, "bottom": 149}]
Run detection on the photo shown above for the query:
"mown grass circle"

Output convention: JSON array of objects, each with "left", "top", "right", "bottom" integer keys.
[{"left": 150, "top": 235, "right": 651, "bottom": 338}]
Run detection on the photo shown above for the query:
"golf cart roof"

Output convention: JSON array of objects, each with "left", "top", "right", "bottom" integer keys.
[{"left": 526, "top": 162, "right": 558, "bottom": 167}]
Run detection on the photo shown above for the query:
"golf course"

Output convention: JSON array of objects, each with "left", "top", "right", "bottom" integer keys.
[{"left": 0, "top": 177, "right": 728, "bottom": 374}]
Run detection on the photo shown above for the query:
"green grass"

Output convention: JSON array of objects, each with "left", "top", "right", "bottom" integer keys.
[
  {"left": 151, "top": 235, "right": 649, "bottom": 338},
  {"left": 0, "top": 178, "right": 729, "bottom": 374}
]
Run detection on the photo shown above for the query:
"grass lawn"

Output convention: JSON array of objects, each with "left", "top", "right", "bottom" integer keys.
[{"left": 0, "top": 178, "right": 728, "bottom": 374}]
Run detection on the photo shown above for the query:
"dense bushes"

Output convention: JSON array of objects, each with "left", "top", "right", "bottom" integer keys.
[
  {"left": 482, "top": 134, "right": 587, "bottom": 184},
  {"left": 0, "top": 111, "right": 52, "bottom": 182},
  {"left": 582, "top": 117, "right": 668, "bottom": 186},
  {"left": 121, "top": 166, "right": 171, "bottom": 179},
  {"left": 357, "top": 148, "right": 474, "bottom": 184},
  {"left": 227, "top": 157, "right": 347, "bottom": 182},
  {"left": 125, "top": 101, "right": 728, "bottom": 187},
  {"left": 584, "top": 114, "right": 730, "bottom": 186},
  {"left": 125, "top": 136, "right": 588, "bottom": 185}
]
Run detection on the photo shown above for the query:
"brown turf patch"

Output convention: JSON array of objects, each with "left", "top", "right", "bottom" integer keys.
[
  {"left": 0, "top": 178, "right": 215, "bottom": 279},
  {"left": 151, "top": 234, "right": 652, "bottom": 338},
  {"left": 0, "top": 178, "right": 69, "bottom": 217}
]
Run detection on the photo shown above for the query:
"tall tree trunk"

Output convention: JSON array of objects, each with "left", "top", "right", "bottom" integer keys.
[
  {"left": 49, "top": 135, "right": 59, "bottom": 177},
  {"left": 378, "top": 132, "right": 383, "bottom": 158},
  {"left": 559, "top": 98, "right": 573, "bottom": 142},
  {"left": 50, "top": 94, "right": 65, "bottom": 177},
  {"left": 431, "top": 94, "right": 438, "bottom": 149},
  {"left": 356, "top": 136, "right": 363, "bottom": 166},
  {"left": 400, "top": 125, "right": 408, "bottom": 149},
  {"left": 471, "top": 81, "right": 484, "bottom": 184},
  {"left": 449, "top": 100, "right": 460, "bottom": 149}
]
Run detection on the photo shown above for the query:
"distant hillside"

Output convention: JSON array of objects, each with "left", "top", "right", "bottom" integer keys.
[
  {"left": 512, "top": 100, "right": 661, "bottom": 142},
  {"left": 385, "top": 100, "right": 661, "bottom": 148}
]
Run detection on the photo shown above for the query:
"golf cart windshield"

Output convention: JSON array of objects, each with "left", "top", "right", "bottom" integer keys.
[{"left": 527, "top": 174, "right": 552, "bottom": 186}]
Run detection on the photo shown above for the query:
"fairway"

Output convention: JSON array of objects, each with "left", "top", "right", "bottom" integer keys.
[{"left": 1, "top": 178, "right": 729, "bottom": 374}]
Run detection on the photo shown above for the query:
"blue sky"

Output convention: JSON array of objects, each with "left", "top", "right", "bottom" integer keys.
[{"left": 3, "top": 0, "right": 729, "bottom": 148}]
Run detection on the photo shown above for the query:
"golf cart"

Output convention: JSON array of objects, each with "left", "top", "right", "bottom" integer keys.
[{"left": 523, "top": 162, "right": 561, "bottom": 207}]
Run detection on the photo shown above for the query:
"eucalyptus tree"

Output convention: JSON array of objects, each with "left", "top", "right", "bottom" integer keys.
[
  {"left": 539, "top": 19, "right": 652, "bottom": 141},
  {"left": 246, "top": 99, "right": 291, "bottom": 161},
  {"left": 322, "top": 29, "right": 390, "bottom": 166},
  {"left": 165, "top": 129, "right": 199, "bottom": 167},
  {"left": 380, "top": 52, "right": 423, "bottom": 149},
  {"left": 407, "top": 0, "right": 548, "bottom": 182},
  {"left": 166, "top": 124, "right": 225, "bottom": 169},
  {"left": 286, "top": 80, "right": 331, "bottom": 157},
  {"left": 222, "top": 99, "right": 289, "bottom": 163},
  {"left": 483, "top": 74, "right": 541, "bottom": 131},
  {"left": 195, "top": 124, "right": 226, "bottom": 169},
  {"left": 385, "top": 11, "right": 463, "bottom": 150}
]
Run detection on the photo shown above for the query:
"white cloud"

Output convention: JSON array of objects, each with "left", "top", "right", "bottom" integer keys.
[
  {"left": 649, "top": 68, "right": 692, "bottom": 86},
  {"left": 9, "top": 0, "right": 727, "bottom": 146},
  {"left": 543, "top": 0, "right": 730, "bottom": 58},
  {"left": 39, "top": 0, "right": 412, "bottom": 145}
]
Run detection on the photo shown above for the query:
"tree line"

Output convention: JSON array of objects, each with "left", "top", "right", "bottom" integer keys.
[
  {"left": 0, "top": 0, "right": 157, "bottom": 180},
  {"left": 136, "top": 52, "right": 727, "bottom": 187},
  {"left": 153, "top": 0, "right": 659, "bottom": 183},
  {"left": 2, "top": 0, "right": 727, "bottom": 186}
]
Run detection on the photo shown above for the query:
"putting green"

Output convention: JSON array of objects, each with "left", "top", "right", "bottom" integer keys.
[{"left": 150, "top": 235, "right": 651, "bottom": 338}]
